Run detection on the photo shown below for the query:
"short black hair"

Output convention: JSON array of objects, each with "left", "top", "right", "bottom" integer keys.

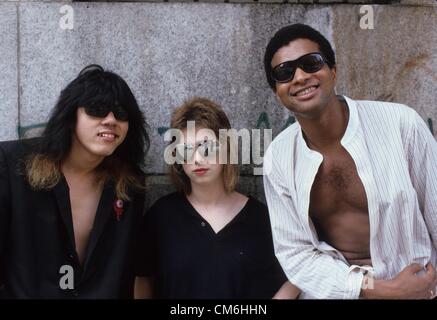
[{"left": 264, "top": 23, "right": 336, "bottom": 91}]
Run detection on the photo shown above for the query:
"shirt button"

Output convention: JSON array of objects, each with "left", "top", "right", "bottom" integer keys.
[
  {"left": 73, "top": 290, "right": 79, "bottom": 297},
  {"left": 201, "top": 221, "right": 206, "bottom": 227},
  {"left": 69, "top": 253, "right": 74, "bottom": 259}
]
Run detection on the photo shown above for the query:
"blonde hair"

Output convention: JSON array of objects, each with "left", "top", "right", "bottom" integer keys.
[
  {"left": 26, "top": 153, "right": 144, "bottom": 201},
  {"left": 169, "top": 97, "right": 239, "bottom": 195},
  {"left": 26, "top": 154, "right": 61, "bottom": 190}
]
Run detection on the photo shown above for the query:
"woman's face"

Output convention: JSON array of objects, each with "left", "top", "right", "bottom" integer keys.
[{"left": 178, "top": 127, "right": 224, "bottom": 188}]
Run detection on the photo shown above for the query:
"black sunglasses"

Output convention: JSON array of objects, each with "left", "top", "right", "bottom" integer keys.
[
  {"left": 84, "top": 105, "right": 129, "bottom": 121},
  {"left": 271, "top": 52, "right": 327, "bottom": 83}
]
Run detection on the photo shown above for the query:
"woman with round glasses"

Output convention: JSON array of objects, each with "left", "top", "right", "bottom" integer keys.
[{"left": 134, "top": 97, "right": 299, "bottom": 299}]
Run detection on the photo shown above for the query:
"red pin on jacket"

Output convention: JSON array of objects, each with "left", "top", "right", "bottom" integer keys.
[{"left": 114, "top": 199, "right": 124, "bottom": 221}]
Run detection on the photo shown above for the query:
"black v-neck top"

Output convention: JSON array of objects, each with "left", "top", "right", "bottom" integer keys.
[
  {"left": 135, "top": 192, "right": 287, "bottom": 299},
  {"left": 0, "top": 138, "right": 145, "bottom": 298}
]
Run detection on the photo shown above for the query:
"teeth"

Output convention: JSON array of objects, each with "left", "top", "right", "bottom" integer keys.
[
  {"left": 99, "top": 133, "right": 115, "bottom": 138},
  {"left": 295, "top": 86, "right": 317, "bottom": 96}
]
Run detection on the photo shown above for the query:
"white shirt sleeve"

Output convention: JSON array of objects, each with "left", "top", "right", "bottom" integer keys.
[
  {"left": 263, "top": 148, "right": 364, "bottom": 299},
  {"left": 406, "top": 110, "right": 437, "bottom": 249}
]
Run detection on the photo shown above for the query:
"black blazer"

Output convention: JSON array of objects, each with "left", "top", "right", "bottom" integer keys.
[{"left": 0, "top": 138, "right": 145, "bottom": 299}]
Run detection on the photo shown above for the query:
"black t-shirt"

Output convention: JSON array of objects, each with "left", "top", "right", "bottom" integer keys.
[{"left": 135, "top": 192, "right": 287, "bottom": 299}]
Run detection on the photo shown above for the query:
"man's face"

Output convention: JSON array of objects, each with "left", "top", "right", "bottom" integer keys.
[
  {"left": 72, "top": 107, "right": 129, "bottom": 160},
  {"left": 271, "top": 38, "right": 337, "bottom": 119}
]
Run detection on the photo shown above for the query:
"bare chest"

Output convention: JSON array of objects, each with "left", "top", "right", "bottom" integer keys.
[
  {"left": 69, "top": 183, "right": 102, "bottom": 264},
  {"left": 308, "top": 148, "right": 371, "bottom": 264},
  {"left": 309, "top": 148, "right": 368, "bottom": 215}
]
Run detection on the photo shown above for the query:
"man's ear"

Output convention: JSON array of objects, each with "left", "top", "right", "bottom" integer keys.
[
  {"left": 331, "top": 64, "right": 337, "bottom": 83},
  {"left": 275, "top": 87, "right": 282, "bottom": 103}
]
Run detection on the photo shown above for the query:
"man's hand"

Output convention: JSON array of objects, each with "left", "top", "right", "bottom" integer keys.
[
  {"left": 361, "top": 263, "right": 437, "bottom": 299},
  {"left": 389, "top": 263, "right": 437, "bottom": 299}
]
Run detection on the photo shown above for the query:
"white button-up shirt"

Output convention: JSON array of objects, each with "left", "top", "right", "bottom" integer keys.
[{"left": 263, "top": 96, "right": 437, "bottom": 299}]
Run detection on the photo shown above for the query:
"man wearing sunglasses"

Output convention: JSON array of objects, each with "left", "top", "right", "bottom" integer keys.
[
  {"left": 0, "top": 65, "right": 149, "bottom": 298},
  {"left": 263, "top": 24, "right": 437, "bottom": 299}
]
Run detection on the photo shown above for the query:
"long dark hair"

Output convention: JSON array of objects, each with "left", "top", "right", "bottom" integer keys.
[{"left": 26, "top": 65, "right": 150, "bottom": 200}]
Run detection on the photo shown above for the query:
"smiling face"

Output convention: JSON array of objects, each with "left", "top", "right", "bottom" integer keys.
[
  {"left": 180, "top": 127, "right": 224, "bottom": 189},
  {"left": 72, "top": 107, "right": 129, "bottom": 161},
  {"left": 271, "top": 38, "right": 337, "bottom": 119}
]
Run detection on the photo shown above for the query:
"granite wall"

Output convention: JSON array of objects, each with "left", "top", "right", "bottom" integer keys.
[{"left": 0, "top": 1, "right": 435, "bottom": 206}]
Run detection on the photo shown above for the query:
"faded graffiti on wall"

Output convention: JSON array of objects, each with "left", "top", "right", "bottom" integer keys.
[{"left": 17, "top": 112, "right": 435, "bottom": 139}]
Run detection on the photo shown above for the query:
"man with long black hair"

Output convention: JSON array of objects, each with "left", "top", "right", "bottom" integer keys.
[{"left": 0, "top": 65, "right": 149, "bottom": 298}]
